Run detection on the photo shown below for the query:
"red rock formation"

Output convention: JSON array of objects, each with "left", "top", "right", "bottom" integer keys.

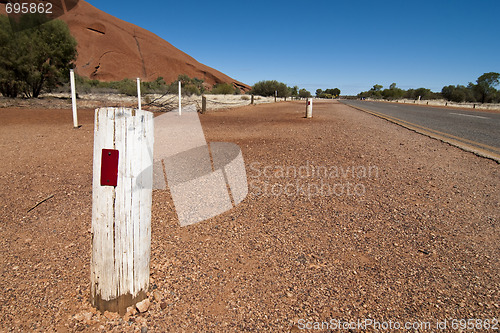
[{"left": 0, "top": 1, "right": 250, "bottom": 91}]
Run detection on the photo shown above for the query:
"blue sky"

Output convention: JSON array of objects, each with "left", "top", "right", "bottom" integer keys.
[{"left": 85, "top": 0, "right": 499, "bottom": 95}]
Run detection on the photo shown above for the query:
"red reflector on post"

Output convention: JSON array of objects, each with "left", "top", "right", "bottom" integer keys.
[{"left": 101, "top": 149, "right": 119, "bottom": 186}]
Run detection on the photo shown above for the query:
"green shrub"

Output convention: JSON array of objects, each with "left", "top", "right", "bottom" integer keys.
[
  {"left": 183, "top": 84, "right": 200, "bottom": 96},
  {"left": 251, "top": 80, "right": 290, "bottom": 97},
  {"left": 211, "top": 83, "right": 236, "bottom": 95},
  {"left": 0, "top": 15, "right": 77, "bottom": 98},
  {"left": 115, "top": 78, "right": 137, "bottom": 96}
]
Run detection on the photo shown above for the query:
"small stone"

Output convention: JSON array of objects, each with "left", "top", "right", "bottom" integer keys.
[
  {"left": 141, "top": 327, "right": 148, "bottom": 333},
  {"left": 82, "top": 311, "right": 93, "bottom": 323},
  {"left": 103, "top": 310, "right": 120, "bottom": 321},
  {"left": 160, "top": 302, "right": 167, "bottom": 310},
  {"left": 136, "top": 298, "right": 150, "bottom": 313},
  {"left": 152, "top": 290, "right": 162, "bottom": 302},
  {"left": 73, "top": 313, "right": 85, "bottom": 322},
  {"left": 126, "top": 306, "right": 137, "bottom": 316}
]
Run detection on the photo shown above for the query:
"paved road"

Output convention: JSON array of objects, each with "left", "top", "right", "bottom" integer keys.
[{"left": 341, "top": 100, "right": 500, "bottom": 162}]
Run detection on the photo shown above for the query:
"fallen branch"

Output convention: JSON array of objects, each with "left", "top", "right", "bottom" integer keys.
[{"left": 27, "top": 194, "right": 54, "bottom": 213}]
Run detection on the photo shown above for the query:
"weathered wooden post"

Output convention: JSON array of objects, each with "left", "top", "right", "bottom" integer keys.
[
  {"left": 70, "top": 69, "right": 79, "bottom": 128},
  {"left": 251, "top": 94, "right": 254, "bottom": 105},
  {"left": 178, "top": 81, "right": 182, "bottom": 116},
  {"left": 201, "top": 95, "right": 207, "bottom": 114},
  {"left": 137, "top": 78, "right": 142, "bottom": 111},
  {"left": 91, "top": 107, "right": 154, "bottom": 315},
  {"left": 306, "top": 98, "right": 313, "bottom": 118}
]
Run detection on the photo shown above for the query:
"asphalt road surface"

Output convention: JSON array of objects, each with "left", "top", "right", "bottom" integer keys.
[{"left": 341, "top": 100, "right": 500, "bottom": 162}]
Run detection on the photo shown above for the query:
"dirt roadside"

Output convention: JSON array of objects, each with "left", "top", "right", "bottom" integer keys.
[{"left": 0, "top": 100, "right": 498, "bottom": 332}]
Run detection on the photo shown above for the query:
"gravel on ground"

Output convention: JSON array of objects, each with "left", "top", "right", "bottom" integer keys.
[{"left": 0, "top": 100, "right": 498, "bottom": 332}]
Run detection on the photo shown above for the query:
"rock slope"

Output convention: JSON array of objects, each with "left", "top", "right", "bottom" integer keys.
[{"left": 0, "top": 1, "right": 250, "bottom": 91}]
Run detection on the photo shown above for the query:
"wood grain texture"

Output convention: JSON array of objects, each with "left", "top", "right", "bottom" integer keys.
[{"left": 91, "top": 107, "right": 153, "bottom": 314}]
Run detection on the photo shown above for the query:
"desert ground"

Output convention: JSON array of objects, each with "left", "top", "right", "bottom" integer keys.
[{"left": 0, "top": 99, "right": 498, "bottom": 332}]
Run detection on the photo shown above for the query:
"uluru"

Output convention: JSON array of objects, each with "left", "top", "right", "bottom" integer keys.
[{"left": 1, "top": 0, "right": 250, "bottom": 91}]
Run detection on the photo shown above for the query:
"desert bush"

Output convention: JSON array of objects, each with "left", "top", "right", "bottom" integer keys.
[
  {"left": 0, "top": 15, "right": 77, "bottom": 98},
  {"left": 142, "top": 77, "right": 167, "bottom": 94},
  {"left": 251, "top": 80, "right": 290, "bottom": 97},
  {"left": 183, "top": 84, "right": 200, "bottom": 96},
  {"left": 211, "top": 83, "right": 236, "bottom": 95},
  {"left": 164, "top": 75, "right": 205, "bottom": 95},
  {"left": 113, "top": 78, "right": 136, "bottom": 96}
]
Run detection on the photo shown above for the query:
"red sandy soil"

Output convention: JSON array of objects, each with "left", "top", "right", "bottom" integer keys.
[
  {"left": 0, "top": 1, "right": 250, "bottom": 91},
  {"left": 0, "top": 100, "right": 498, "bottom": 332}
]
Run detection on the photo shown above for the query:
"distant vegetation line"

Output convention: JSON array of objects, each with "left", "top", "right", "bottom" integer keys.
[
  {"left": 66, "top": 74, "right": 243, "bottom": 97},
  {"left": 59, "top": 77, "right": 320, "bottom": 99},
  {"left": 357, "top": 72, "right": 500, "bottom": 104}
]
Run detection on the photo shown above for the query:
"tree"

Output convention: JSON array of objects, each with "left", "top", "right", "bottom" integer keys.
[
  {"left": 316, "top": 88, "right": 341, "bottom": 98},
  {"left": 442, "top": 85, "right": 467, "bottom": 102},
  {"left": 414, "top": 87, "right": 433, "bottom": 100},
  {"left": 298, "top": 88, "right": 311, "bottom": 98},
  {"left": 473, "top": 72, "right": 500, "bottom": 103},
  {"left": 0, "top": 15, "right": 77, "bottom": 98},
  {"left": 381, "top": 83, "right": 404, "bottom": 100},
  {"left": 251, "top": 80, "right": 289, "bottom": 97}
]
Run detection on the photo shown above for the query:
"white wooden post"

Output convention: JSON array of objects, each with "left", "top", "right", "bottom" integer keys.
[
  {"left": 178, "top": 80, "right": 182, "bottom": 116},
  {"left": 91, "top": 107, "right": 154, "bottom": 314},
  {"left": 306, "top": 98, "right": 313, "bottom": 118},
  {"left": 137, "top": 78, "right": 142, "bottom": 111},
  {"left": 70, "top": 69, "right": 78, "bottom": 128}
]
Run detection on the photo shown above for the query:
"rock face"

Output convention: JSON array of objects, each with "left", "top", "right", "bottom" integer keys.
[{"left": 1, "top": 1, "right": 250, "bottom": 91}]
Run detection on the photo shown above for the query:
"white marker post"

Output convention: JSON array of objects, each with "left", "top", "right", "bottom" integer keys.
[
  {"left": 91, "top": 107, "right": 154, "bottom": 315},
  {"left": 70, "top": 69, "right": 79, "bottom": 128},
  {"left": 306, "top": 98, "right": 313, "bottom": 118},
  {"left": 137, "top": 78, "right": 142, "bottom": 111},
  {"left": 178, "top": 81, "right": 182, "bottom": 116}
]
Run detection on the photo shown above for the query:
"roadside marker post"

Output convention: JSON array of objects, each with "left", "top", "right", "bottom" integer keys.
[
  {"left": 91, "top": 107, "right": 154, "bottom": 315},
  {"left": 70, "top": 69, "right": 79, "bottom": 128},
  {"left": 178, "top": 81, "right": 182, "bottom": 116},
  {"left": 137, "top": 78, "right": 142, "bottom": 111},
  {"left": 306, "top": 98, "right": 313, "bottom": 118},
  {"left": 201, "top": 95, "right": 207, "bottom": 114}
]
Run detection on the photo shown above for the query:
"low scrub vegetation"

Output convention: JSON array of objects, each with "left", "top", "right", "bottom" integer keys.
[
  {"left": 358, "top": 72, "right": 500, "bottom": 103},
  {"left": 51, "top": 75, "right": 245, "bottom": 97}
]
